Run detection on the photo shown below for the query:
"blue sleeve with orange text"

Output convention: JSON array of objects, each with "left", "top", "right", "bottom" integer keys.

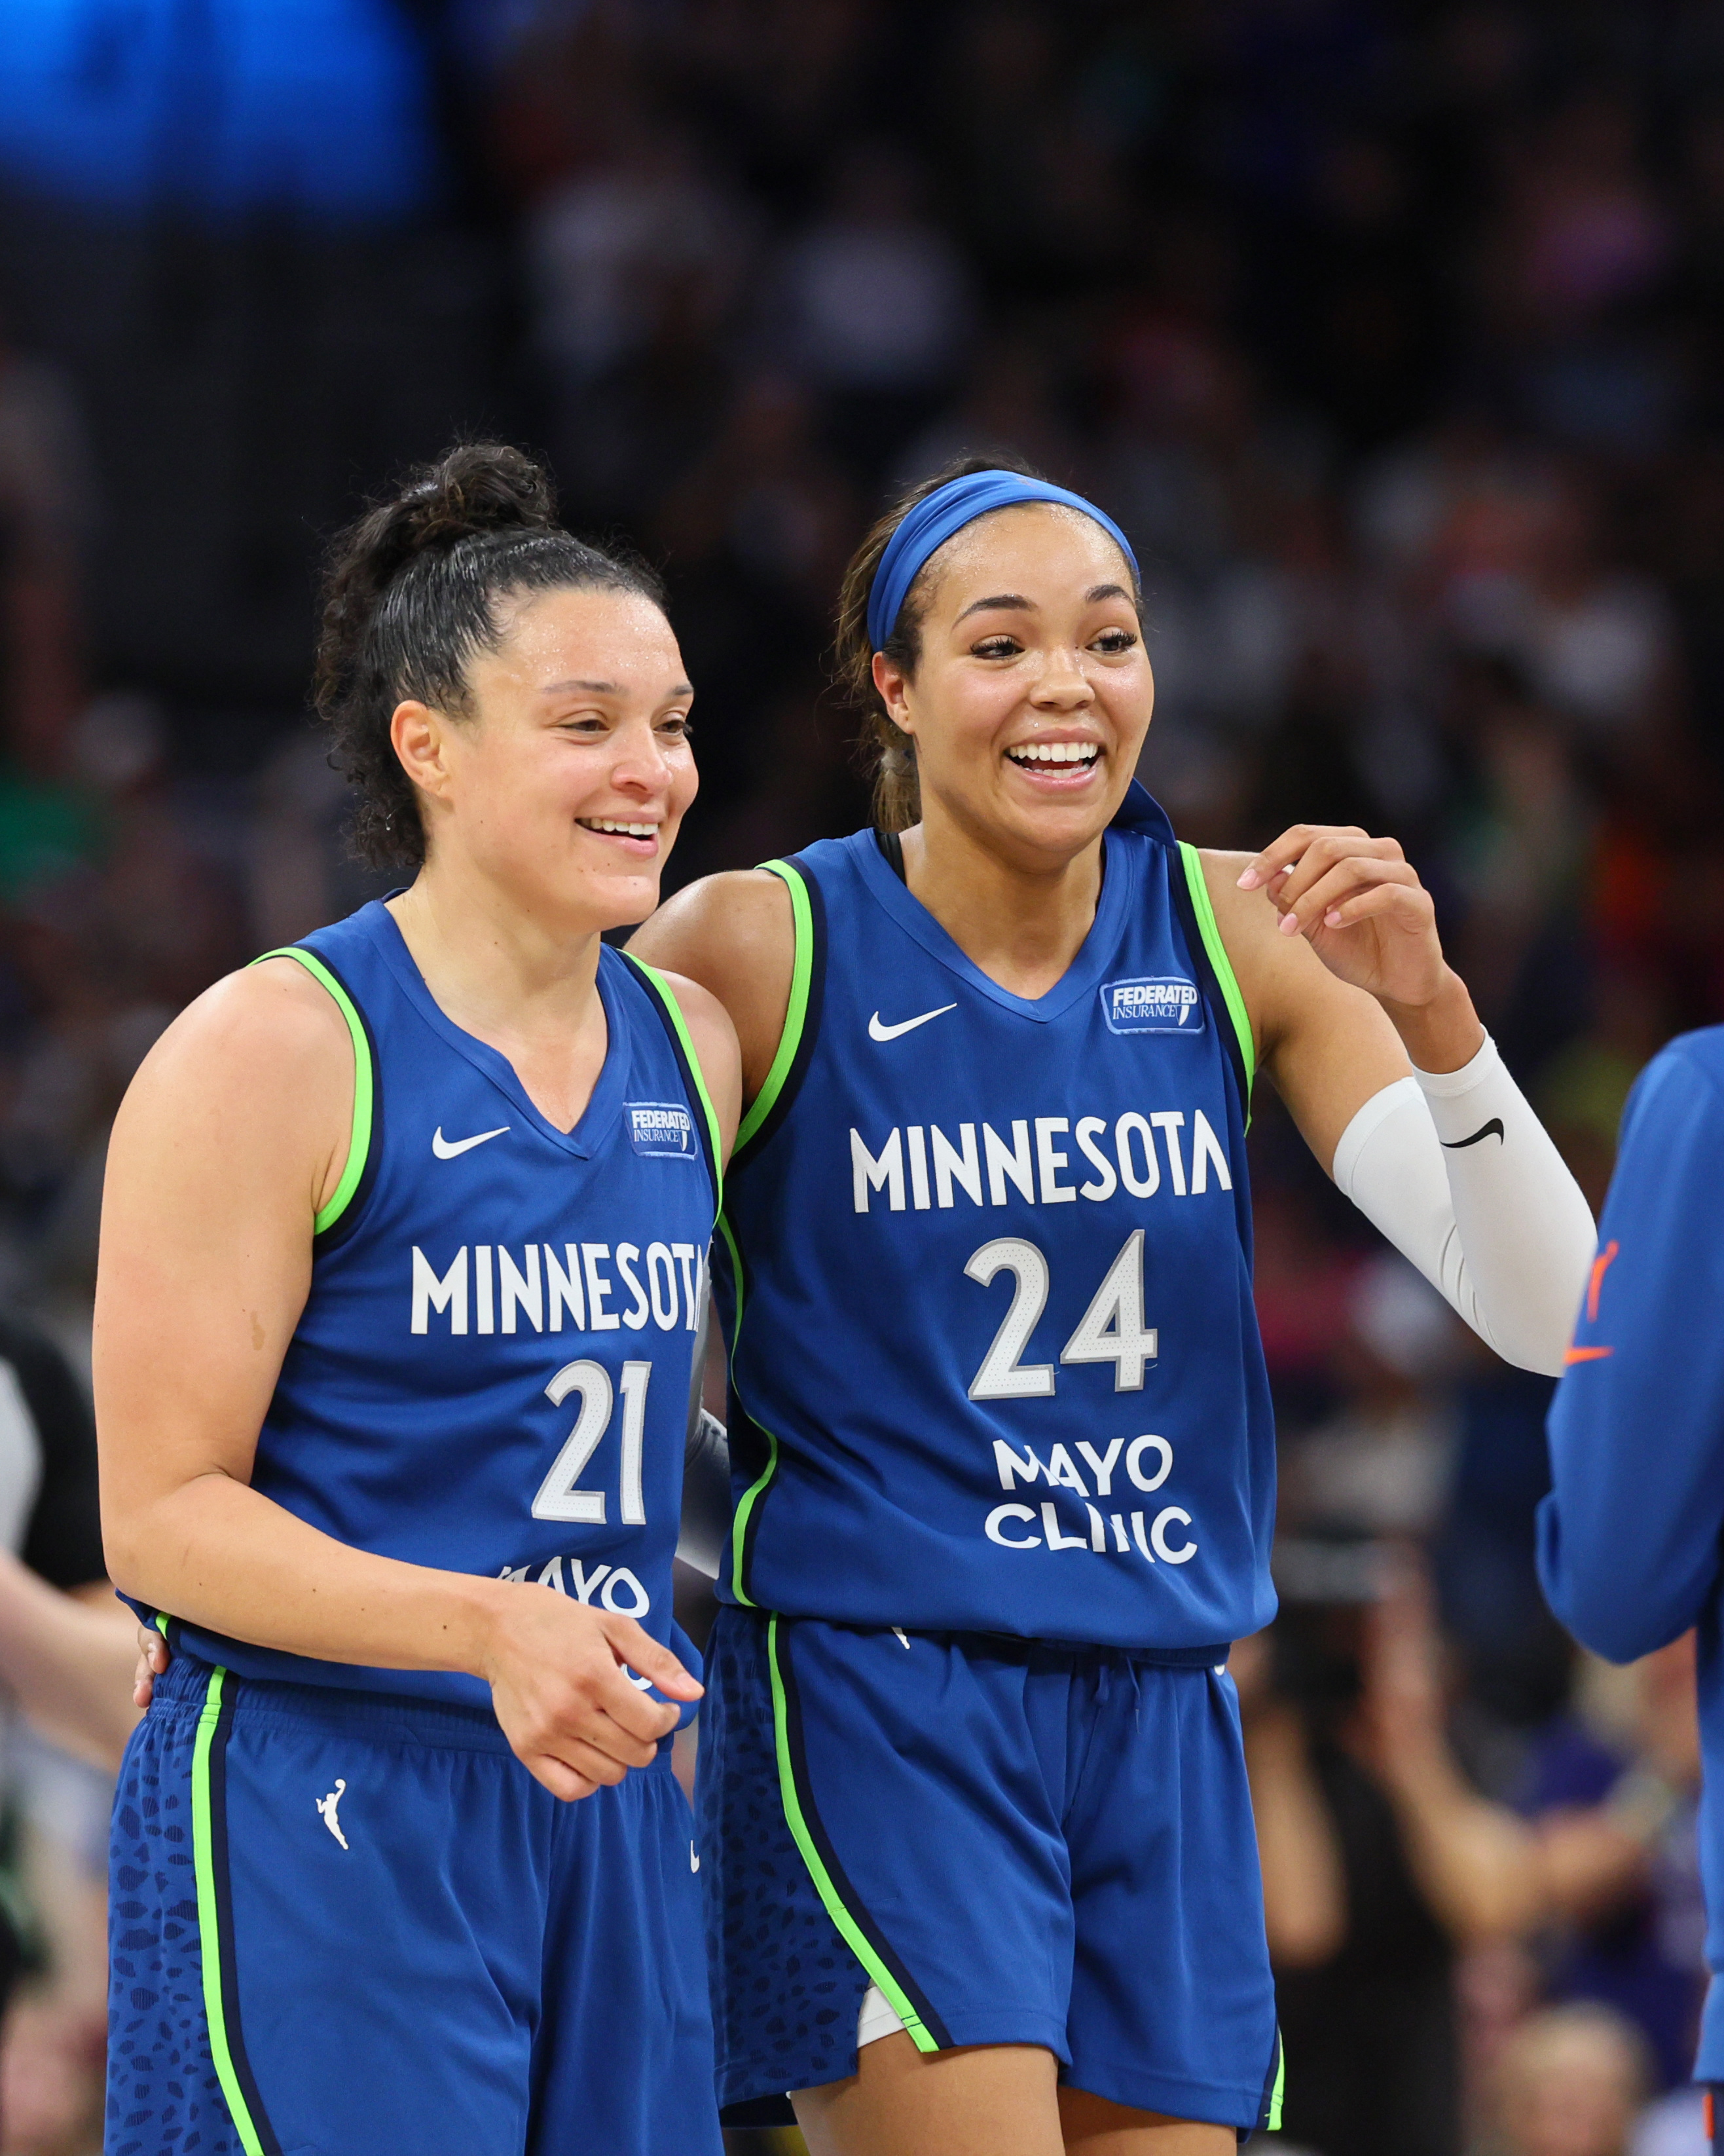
[{"left": 1539, "top": 1034, "right": 1724, "bottom": 1663}]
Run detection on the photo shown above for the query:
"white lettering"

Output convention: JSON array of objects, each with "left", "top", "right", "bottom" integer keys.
[
  {"left": 499, "top": 1245, "right": 542, "bottom": 1334},
  {"left": 932, "top": 1123, "right": 983, "bottom": 1207},
  {"left": 993, "top": 1440, "right": 1043, "bottom": 1490},
  {"left": 1190, "top": 1109, "right": 1232, "bottom": 1194},
  {"left": 545, "top": 1244, "right": 584, "bottom": 1331},
  {"left": 1044, "top": 1443, "right": 1088, "bottom": 1493},
  {"left": 1115, "top": 1113, "right": 1160, "bottom": 1197},
  {"left": 1150, "top": 1111, "right": 1188, "bottom": 1196},
  {"left": 906, "top": 1126, "right": 931, "bottom": 1210},
  {"left": 1152, "top": 1507, "right": 1197, "bottom": 1563},
  {"left": 851, "top": 1127, "right": 906, "bottom": 1213},
  {"left": 983, "top": 1120, "right": 1035, "bottom": 1206},
  {"left": 411, "top": 1246, "right": 468, "bottom": 1335},
  {"left": 671, "top": 1244, "right": 699, "bottom": 1328},
  {"left": 1060, "top": 1229, "right": 1156, "bottom": 1390},
  {"left": 1035, "top": 1117, "right": 1076, "bottom": 1204},
  {"left": 1109, "top": 1512, "right": 1129, "bottom": 1552},
  {"left": 474, "top": 1244, "right": 494, "bottom": 1334},
  {"left": 1074, "top": 1117, "right": 1117, "bottom": 1200},
  {"left": 985, "top": 1503, "right": 1041, "bottom": 1548},
  {"left": 583, "top": 1245, "right": 620, "bottom": 1329},
  {"left": 1127, "top": 1434, "right": 1173, "bottom": 1492},
  {"left": 1087, "top": 1504, "right": 1107, "bottom": 1552},
  {"left": 646, "top": 1243, "right": 679, "bottom": 1329},
  {"left": 1041, "top": 1502, "right": 1090, "bottom": 1551},
  {"left": 567, "top": 1558, "right": 611, "bottom": 1604},
  {"left": 600, "top": 1567, "right": 651, "bottom": 1615},
  {"left": 1076, "top": 1438, "right": 1125, "bottom": 1495},
  {"left": 614, "top": 1244, "right": 650, "bottom": 1330},
  {"left": 1132, "top": 1511, "right": 1155, "bottom": 1562}
]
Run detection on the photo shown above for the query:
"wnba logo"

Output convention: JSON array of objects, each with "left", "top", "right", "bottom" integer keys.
[{"left": 1103, "top": 977, "right": 1203, "bottom": 1036}]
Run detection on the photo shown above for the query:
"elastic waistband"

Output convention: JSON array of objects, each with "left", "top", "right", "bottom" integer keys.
[
  {"left": 150, "top": 1648, "right": 520, "bottom": 1753},
  {"left": 739, "top": 1610, "right": 1230, "bottom": 1671}
]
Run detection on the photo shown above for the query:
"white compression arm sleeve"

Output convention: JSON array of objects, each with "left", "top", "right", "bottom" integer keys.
[{"left": 1330, "top": 1037, "right": 1596, "bottom": 1377}]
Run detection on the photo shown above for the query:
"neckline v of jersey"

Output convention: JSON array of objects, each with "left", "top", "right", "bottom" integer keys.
[
  {"left": 358, "top": 901, "right": 629, "bottom": 1159},
  {"left": 849, "top": 823, "right": 1139, "bottom": 1026}
]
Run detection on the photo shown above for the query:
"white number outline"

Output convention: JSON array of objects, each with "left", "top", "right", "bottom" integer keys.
[
  {"left": 533, "top": 1360, "right": 654, "bottom": 1523},
  {"left": 964, "top": 1238, "right": 1056, "bottom": 1399}
]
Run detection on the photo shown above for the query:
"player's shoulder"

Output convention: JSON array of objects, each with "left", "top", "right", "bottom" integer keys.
[{"left": 121, "top": 956, "right": 354, "bottom": 1124}]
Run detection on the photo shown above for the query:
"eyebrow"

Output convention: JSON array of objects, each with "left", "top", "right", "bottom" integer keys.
[
  {"left": 541, "top": 678, "right": 695, "bottom": 699},
  {"left": 953, "top": 582, "right": 1135, "bottom": 625}
]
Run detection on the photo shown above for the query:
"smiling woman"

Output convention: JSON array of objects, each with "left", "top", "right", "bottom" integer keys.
[
  {"left": 92, "top": 444, "right": 738, "bottom": 2153},
  {"left": 627, "top": 455, "right": 1597, "bottom": 2156}
]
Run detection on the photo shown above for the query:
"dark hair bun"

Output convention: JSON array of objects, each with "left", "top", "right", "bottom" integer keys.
[{"left": 360, "top": 441, "right": 558, "bottom": 589}]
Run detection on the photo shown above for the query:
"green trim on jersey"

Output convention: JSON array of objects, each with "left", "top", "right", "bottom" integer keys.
[
  {"left": 734, "top": 859, "right": 813, "bottom": 1152},
  {"left": 1267, "top": 2035, "right": 1286, "bottom": 2132},
  {"left": 718, "top": 1210, "right": 782, "bottom": 1608},
  {"left": 622, "top": 952, "right": 724, "bottom": 1219},
  {"left": 190, "top": 1667, "right": 269, "bottom": 2156},
  {"left": 1176, "top": 842, "right": 1255, "bottom": 1102},
  {"left": 767, "top": 1617, "right": 938, "bottom": 2054},
  {"left": 252, "top": 945, "right": 375, "bottom": 1235}
]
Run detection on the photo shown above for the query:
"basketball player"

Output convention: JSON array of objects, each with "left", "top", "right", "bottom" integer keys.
[
  {"left": 1542, "top": 1034, "right": 1724, "bottom": 2154},
  {"left": 95, "top": 446, "right": 737, "bottom": 2154},
  {"left": 629, "top": 461, "right": 1598, "bottom": 2155}
]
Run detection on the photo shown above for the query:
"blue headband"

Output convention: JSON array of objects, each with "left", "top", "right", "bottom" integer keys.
[{"left": 866, "top": 470, "right": 1139, "bottom": 652}]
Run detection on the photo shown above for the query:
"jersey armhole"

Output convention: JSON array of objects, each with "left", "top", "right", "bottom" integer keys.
[
  {"left": 249, "top": 946, "right": 376, "bottom": 1239},
  {"left": 732, "top": 858, "right": 820, "bottom": 1158},
  {"left": 620, "top": 953, "right": 725, "bottom": 1218},
  {"left": 1175, "top": 842, "right": 1256, "bottom": 1113}
]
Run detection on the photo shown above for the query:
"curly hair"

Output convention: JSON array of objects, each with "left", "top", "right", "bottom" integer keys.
[{"left": 314, "top": 442, "right": 668, "bottom": 868}]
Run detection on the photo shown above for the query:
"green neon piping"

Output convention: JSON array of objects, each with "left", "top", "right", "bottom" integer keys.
[
  {"left": 1177, "top": 842, "right": 1255, "bottom": 1102},
  {"left": 252, "top": 946, "right": 373, "bottom": 1235},
  {"left": 191, "top": 1667, "right": 268, "bottom": 2156},
  {"left": 1268, "top": 2036, "right": 1286, "bottom": 2132},
  {"left": 623, "top": 955, "right": 725, "bottom": 1217},
  {"left": 153, "top": 1612, "right": 170, "bottom": 1638},
  {"left": 767, "top": 1616, "right": 938, "bottom": 2053},
  {"left": 733, "top": 860, "right": 813, "bottom": 1151},
  {"left": 727, "top": 1427, "right": 775, "bottom": 1610}
]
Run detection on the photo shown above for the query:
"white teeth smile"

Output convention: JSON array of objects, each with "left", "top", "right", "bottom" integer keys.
[
  {"left": 579, "top": 819, "right": 658, "bottom": 838},
  {"left": 1006, "top": 742, "right": 1100, "bottom": 766}
]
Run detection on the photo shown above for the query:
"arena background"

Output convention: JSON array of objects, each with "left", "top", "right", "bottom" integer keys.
[{"left": 0, "top": 3, "right": 1712, "bottom": 2150}]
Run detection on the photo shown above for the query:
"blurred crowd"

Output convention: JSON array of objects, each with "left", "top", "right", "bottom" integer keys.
[{"left": 0, "top": 0, "right": 1718, "bottom": 2149}]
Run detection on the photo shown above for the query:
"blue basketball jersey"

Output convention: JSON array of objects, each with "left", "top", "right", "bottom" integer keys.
[
  {"left": 712, "top": 785, "right": 1276, "bottom": 1652},
  {"left": 155, "top": 900, "right": 721, "bottom": 1709}
]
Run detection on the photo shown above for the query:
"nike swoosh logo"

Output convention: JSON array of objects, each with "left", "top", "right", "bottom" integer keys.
[
  {"left": 431, "top": 1124, "right": 510, "bottom": 1159},
  {"left": 868, "top": 1003, "right": 957, "bottom": 1043},
  {"left": 1442, "top": 1119, "right": 1504, "bottom": 1150}
]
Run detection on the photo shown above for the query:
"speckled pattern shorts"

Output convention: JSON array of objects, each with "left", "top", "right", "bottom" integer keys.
[{"left": 695, "top": 1603, "right": 1281, "bottom": 2134}]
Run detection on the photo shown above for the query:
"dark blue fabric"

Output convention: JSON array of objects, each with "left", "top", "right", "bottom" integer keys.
[
  {"left": 696, "top": 1607, "right": 1276, "bottom": 2127},
  {"left": 714, "top": 814, "right": 1276, "bottom": 1649},
  {"left": 160, "top": 901, "right": 716, "bottom": 1711},
  {"left": 865, "top": 470, "right": 1139, "bottom": 649},
  {"left": 108, "top": 1650, "right": 722, "bottom": 2155},
  {"left": 1541, "top": 1026, "right": 1724, "bottom": 2080}
]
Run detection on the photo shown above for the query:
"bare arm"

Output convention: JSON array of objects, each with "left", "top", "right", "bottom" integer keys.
[
  {"left": 1351, "top": 1571, "right": 1543, "bottom": 1943},
  {"left": 95, "top": 959, "right": 698, "bottom": 1801},
  {"left": 1232, "top": 1635, "right": 1347, "bottom": 1967},
  {"left": 0, "top": 1558, "right": 139, "bottom": 1771},
  {"left": 630, "top": 870, "right": 796, "bottom": 1109}
]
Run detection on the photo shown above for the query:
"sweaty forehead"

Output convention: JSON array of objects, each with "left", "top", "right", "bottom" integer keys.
[{"left": 920, "top": 502, "right": 1135, "bottom": 612}]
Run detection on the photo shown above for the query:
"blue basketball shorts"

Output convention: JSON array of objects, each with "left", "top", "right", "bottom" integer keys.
[
  {"left": 696, "top": 1606, "right": 1281, "bottom": 2134},
  {"left": 107, "top": 1651, "right": 722, "bottom": 2156}
]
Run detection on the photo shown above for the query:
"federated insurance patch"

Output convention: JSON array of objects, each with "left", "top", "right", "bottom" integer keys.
[
  {"left": 626, "top": 1101, "right": 698, "bottom": 1159},
  {"left": 1102, "top": 975, "right": 1205, "bottom": 1035}
]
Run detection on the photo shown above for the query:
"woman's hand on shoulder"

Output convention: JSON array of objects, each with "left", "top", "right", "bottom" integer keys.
[{"left": 629, "top": 869, "right": 796, "bottom": 1107}]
